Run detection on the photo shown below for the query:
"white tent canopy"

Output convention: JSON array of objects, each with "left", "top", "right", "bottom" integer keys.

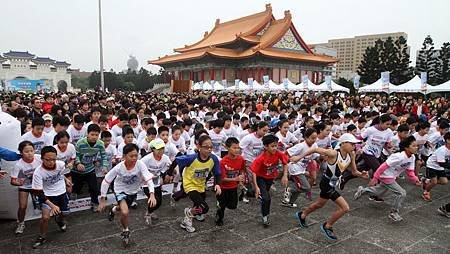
[
  {"left": 389, "top": 76, "right": 425, "bottom": 94},
  {"left": 280, "top": 79, "right": 303, "bottom": 91},
  {"left": 251, "top": 80, "right": 265, "bottom": 90},
  {"left": 359, "top": 78, "right": 395, "bottom": 93},
  {"left": 268, "top": 80, "right": 284, "bottom": 91},
  {"left": 316, "top": 80, "right": 350, "bottom": 93},
  {"left": 192, "top": 82, "right": 201, "bottom": 90},
  {"left": 211, "top": 81, "right": 225, "bottom": 91},
  {"left": 202, "top": 81, "right": 212, "bottom": 90},
  {"left": 426, "top": 79, "right": 450, "bottom": 94}
]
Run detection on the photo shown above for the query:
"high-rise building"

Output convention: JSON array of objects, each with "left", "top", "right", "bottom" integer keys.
[{"left": 312, "top": 32, "right": 408, "bottom": 80}]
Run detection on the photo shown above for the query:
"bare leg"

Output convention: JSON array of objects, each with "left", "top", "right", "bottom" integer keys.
[
  {"left": 118, "top": 200, "right": 129, "bottom": 230},
  {"left": 326, "top": 197, "right": 350, "bottom": 228},
  {"left": 301, "top": 197, "right": 328, "bottom": 219},
  {"left": 17, "top": 192, "right": 29, "bottom": 223},
  {"left": 40, "top": 208, "right": 51, "bottom": 237}
]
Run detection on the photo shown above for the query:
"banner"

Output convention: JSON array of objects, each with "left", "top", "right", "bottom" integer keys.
[
  {"left": 234, "top": 79, "right": 239, "bottom": 90},
  {"left": 211, "top": 80, "right": 215, "bottom": 91},
  {"left": 302, "top": 75, "right": 309, "bottom": 90},
  {"left": 5, "top": 79, "right": 50, "bottom": 92},
  {"left": 221, "top": 79, "right": 227, "bottom": 87},
  {"left": 282, "top": 78, "right": 289, "bottom": 89},
  {"left": 325, "top": 75, "right": 332, "bottom": 91},
  {"left": 381, "top": 71, "right": 390, "bottom": 92},
  {"left": 247, "top": 78, "right": 253, "bottom": 90},
  {"left": 420, "top": 72, "right": 427, "bottom": 91},
  {"left": 353, "top": 75, "right": 360, "bottom": 89},
  {"left": 263, "top": 75, "right": 269, "bottom": 89},
  {"left": 200, "top": 81, "right": 204, "bottom": 90}
]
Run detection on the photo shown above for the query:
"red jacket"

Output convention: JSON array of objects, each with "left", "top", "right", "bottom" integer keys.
[
  {"left": 42, "top": 102, "right": 53, "bottom": 114},
  {"left": 411, "top": 104, "right": 428, "bottom": 117}
]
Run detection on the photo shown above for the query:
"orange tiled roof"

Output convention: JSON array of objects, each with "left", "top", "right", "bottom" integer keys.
[{"left": 149, "top": 4, "right": 337, "bottom": 65}]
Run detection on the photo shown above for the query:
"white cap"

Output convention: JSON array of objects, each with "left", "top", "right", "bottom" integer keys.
[{"left": 338, "top": 133, "right": 361, "bottom": 144}]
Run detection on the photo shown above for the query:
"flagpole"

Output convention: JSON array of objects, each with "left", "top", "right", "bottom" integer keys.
[{"left": 98, "top": 0, "right": 105, "bottom": 92}]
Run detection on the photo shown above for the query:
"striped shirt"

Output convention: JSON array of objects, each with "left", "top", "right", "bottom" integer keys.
[{"left": 74, "top": 138, "right": 107, "bottom": 174}]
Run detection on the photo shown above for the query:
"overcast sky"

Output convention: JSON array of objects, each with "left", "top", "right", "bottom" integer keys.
[{"left": 2, "top": 0, "right": 448, "bottom": 73}]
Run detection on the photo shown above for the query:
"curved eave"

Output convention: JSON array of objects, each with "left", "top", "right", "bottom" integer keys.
[
  {"left": 174, "top": 9, "right": 272, "bottom": 53},
  {"left": 258, "top": 49, "right": 337, "bottom": 64}
]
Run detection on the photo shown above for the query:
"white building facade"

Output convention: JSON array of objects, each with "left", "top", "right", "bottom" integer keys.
[{"left": 0, "top": 51, "right": 72, "bottom": 92}]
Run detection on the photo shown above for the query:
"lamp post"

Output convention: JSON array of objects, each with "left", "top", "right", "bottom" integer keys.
[{"left": 98, "top": 0, "right": 105, "bottom": 91}]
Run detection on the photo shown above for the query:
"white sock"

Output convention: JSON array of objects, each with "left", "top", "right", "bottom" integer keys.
[{"left": 112, "top": 206, "right": 118, "bottom": 214}]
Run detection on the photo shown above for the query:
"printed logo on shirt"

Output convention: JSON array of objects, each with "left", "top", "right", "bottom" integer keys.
[
  {"left": 193, "top": 168, "right": 209, "bottom": 179},
  {"left": 43, "top": 171, "right": 63, "bottom": 185},
  {"left": 122, "top": 174, "right": 139, "bottom": 185}
]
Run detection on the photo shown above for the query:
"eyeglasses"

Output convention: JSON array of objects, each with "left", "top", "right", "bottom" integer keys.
[{"left": 201, "top": 145, "right": 213, "bottom": 150}]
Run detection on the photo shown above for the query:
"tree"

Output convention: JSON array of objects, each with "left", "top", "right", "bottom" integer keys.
[
  {"left": 357, "top": 39, "right": 382, "bottom": 84},
  {"left": 415, "top": 35, "right": 439, "bottom": 84},
  {"left": 71, "top": 76, "right": 92, "bottom": 90},
  {"left": 437, "top": 42, "right": 450, "bottom": 83},
  {"left": 391, "top": 36, "right": 413, "bottom": 85},
  {"left": 337, "top": 77, "right": 356, "bottom": 95}
]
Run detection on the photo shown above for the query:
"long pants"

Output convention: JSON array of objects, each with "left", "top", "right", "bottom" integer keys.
[
  {"left": 362, "top": 181, "right": 406, "bottom": 211},
  {"left": 216, "top": 188, "right": 238, "bottom": 220},
  {"left": 245, "top": 161, "right": 255, "bottom": 197},
  {"left": 143, "top": 186, "right": 162, "bottom": 213},
  {"left": 256, "top": 176, "right": 273, "bottom": 217},
  {"left": 289, "top": 174, "right": 310, "bottom": 203},
  {"left": 187, "top": 191, "right": 208, "bottom": 215},
  {"left": 72, "top": 171, "right": 99, "bottom": 204}
]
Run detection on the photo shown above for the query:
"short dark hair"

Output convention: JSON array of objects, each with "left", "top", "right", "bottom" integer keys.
[
  {"left": 101, "top": 130, "right": 112, "bottom": 139},
  {"left": 347, "top": 124, "right": 357, "bottom": 132},
  {"left": 118, "top": 113, "right": 129, "bottom": 122},
  {"left": 147, "top": 127, "right": 157, "bottom": 136},
  {"left": 123, "top": 143, "right": 139, "bottom": 155},
  {"left": 87, "top": 123, "right": 101, "bottom": 134},
  {"left": 198, "top": 135, "right": 212, "bottom": 146},
  {"left": 122, "top": 126, "right": 134, "bottom": 137},
  {"left": 399, "top": 136, "right": 416, "bottom": 151},
  {"left": 32, "top": 117, "right": 45, "bottom": 127},
  {"left": 304, "top": 128, "right": 317, "bottom": 138},
  {"left": 158, "top": 126, "right": 169, "bottom": 135},
  {"left": 397, "top": 124, "right": 409, "bottom": 133},
  {"left": 18, "top": 140, "right": 34, "bottom": 153},
  {"left": 41, "top": 146, "right": 57, "bottom": 157},
  {"left": 74, "top": 114, "right": 85, "bottom": 124},
  {"left": 225, "top": 137, "right": 239, "bottom": 148},
  {"left": 262, "top": 134, "right": 278, "bottom": 146},
  {"left": 55, "top": 131, "right": 70, "bottom": 142},
  {"left": 53, "top": 116, "right": 70, "bottom": 128}
]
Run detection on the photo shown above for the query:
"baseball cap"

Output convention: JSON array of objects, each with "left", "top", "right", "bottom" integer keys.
[
  {"left": 43, "top": 114, "right": 53, "bottom": 121},
  {"left": 149, "top": 138, "right": 165, "bottom": 150},
  {"left": 338, "top": 133, "right": 361, "bottom": 144}
]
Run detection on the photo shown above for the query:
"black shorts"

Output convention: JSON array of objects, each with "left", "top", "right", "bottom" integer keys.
[
  {"left": 427, "top": 168, "right": 446, "bottom": 179},
  {"left": 319, "top": 179, "right": 341, "bottom": 201},
  {"left": 18, "top": 188, "right": 33, "bottom": 193},
  {"left": 217, "top": 188, "right": 238, "bottom": 210},
  {"left": 41, "top": 193, "right": 70, "bottom": 214}
]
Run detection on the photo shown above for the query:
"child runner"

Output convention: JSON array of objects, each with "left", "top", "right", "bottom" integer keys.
[
  {"left": 283, "top": 128, "right": 318, "bottom": 207},
  {"left": 140, "top": 139, "right": 171, "bottom": 225},
  {"left": 74, "top": 124, "right": 108, "bottom": 211},
  {"left": 422, "top": 132, "right": 450, "bottom": 201},
  {"left": 67, "top": 114, "right": 86, "bottom": 145},
  {"left": 10, "top": 141, "right": 42, "bottom": 234},
  {"left": 295, "top": 133, "right": 368, "bottom": 240},
  {"left": 215, "top": 137, "right": 246, "bottom": 226},
  {"left": 97, "top": 131, "right": 117, "bottom": 194},
  {"left": 176, "top": 135, "right": 222, "bottom": 233},
  {"left": 98, "top": 144, "right": 156, "bottom": 247},
  {"left": 21, "top": 117, "right": 52, "bottom": 155},
  {"left": 54, "top": 131, "right": 76, "bottom": 175},
  {"left": 251, "top": 134, "right": 289, "bottom": 227},
  {"left": 275, "top": 119, "right": 299, "bottom": 152},
  {"left": 31, "top": 146, "right": 72, "bottom": 248},
  {"left": 354, "top": 136, "right": 422, "bottom": 221}
]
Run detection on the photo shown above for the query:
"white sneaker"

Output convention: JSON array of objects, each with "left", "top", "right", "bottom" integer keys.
[
  {"left": 242, "top": 196, "right": 250, "bottom": 204},
  {"left": 151, "top": 213, "right": 159, "bottom": 220},
  {"left": 180, "top": 208, "right": 195, "bottom": 233},
  {"left": 130, "top": 201, "right": 138, "bottom": 209},
  {"left": 282, "top": 187, "right": 291, "bottom": 204},
  {"left": 389, "top": 210, "right": 403, "bottom": 222},
  {"left": 144, "top": 212, "right": 152, "bottom": 225},
  {"left": 195, "top": 214, "right": 205, "bottom": 222},
  {"left": 15, "top": 222, "right": 25, "bottom": 234},
  {"left": 354, "top": 186, "right": 364, "bottom": 200},
  {"left": 170, "top": 196, "right": 176, "bottom": 207}
]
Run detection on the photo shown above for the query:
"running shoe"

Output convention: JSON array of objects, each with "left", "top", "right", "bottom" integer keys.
[
  {"left": 170, "top": 196, "right": 176, "bottom": 208},
  {"left": 195, "top": 214, "right": 205, "bottom": 222},
  {"left": 389, "top": 210, "right": 403, "bottom": 222},
  {"left": 32, "top": 236, "right": 46, "bottom": 249},
  {"left": 55, "top": 217, "right": 67, "bottom": 232},
  {"left": 150, "top": 213, "right": 159, "bottom": 220},
  {"left": 369, "top": 196, "right": 384, "bottom": 202},
  {"left": 15, "top": 222, "right": 25, "bottom": 234},
  {"left": 108, "top": 206, "right": 115, "bottom": 221},
  {"left": 437, "top": 206, "right": 450, "bottom": 218},
  {"left": 215, "top": 214, "right": 224, "bottom": 226},
  {"left": 280, "top": 200, "right": 297, "bottom": 208},
  {"left": 282, "top": 187, "right": 291, "bottom": 204},
  {"left": 144, "top": 212, "right": 152, "bottom": 226},
  {"left": 262, "top": 216, "right": 270, "bottom": 227},
  {"left": 180, "top": 208, "right": 195, "bottom": 233},
  {"left": 91, "top": 203, "right": 99, "bottom": 212},
  {"left": 121, "top": 230, "right": 130, "bottom": 247},
  {"left": 354, "top": 186, "right": 364, "bottom": 200},
  {"left": 130, "top": 201, "right": 138, "bottom": 209},
  {"left": 295, "top": 211, "right": 308, "bottom": 228},
  {"left": 320, "top": 222, "right": 337, "bottom": 240},
  {"left": 242, "top": 196, "right": 250, "bottom": 204},
  {"left": 305, "top": 191, "right": 312, "bottom": 201}
]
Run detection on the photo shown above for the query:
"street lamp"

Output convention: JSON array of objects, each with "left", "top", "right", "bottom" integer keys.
[{"left": 98, "top": 0, "right": 105, "bottom": 91}]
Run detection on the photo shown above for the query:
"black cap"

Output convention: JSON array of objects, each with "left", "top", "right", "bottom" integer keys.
[{"left": 262, "top": 134, "right": 279, "bottom": 146}]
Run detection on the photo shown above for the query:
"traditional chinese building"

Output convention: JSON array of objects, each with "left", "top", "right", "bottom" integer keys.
[{"left": 149, "top": 4, "right": 336, "bottom": 85}]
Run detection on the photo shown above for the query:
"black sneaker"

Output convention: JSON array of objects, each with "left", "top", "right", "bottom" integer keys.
[
  {"left": 338, "top": 177, "right": 347, "bottom": 191},
  {"left": 437, "top": 205, "right": 450, "bottom": 218},
  {"left": 32, "top": 236, "right": 46, "bottom": 249},
  {"left": 121, "top": 230, "right": 130, "bottom": 247},
  {"left": 369, "top": 196, "right": 384, "bottom": 202},
  {"left": 108, "top": 207, "right": 115, "bottom": 221},
  {"left": 320, "top": 222, "right": 337, "bottom": 240},
  {"left": 295, "top": 211, "right": 308, "bottom": 228},
  {"left": 57, "top": 220, "right": 67, "bottom": 232}
]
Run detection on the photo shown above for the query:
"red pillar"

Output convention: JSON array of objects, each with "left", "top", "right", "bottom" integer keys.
[
  {"left": 270, "top": 68, "right": 273, "bottom": 80},
  {"left": 239, "top": 69, "right": 243, "bottom": 80},
  {"left": 162, "top": 71, "right": 166, "bottom": 83},
  {"left": 251, "top": 68, "right": 255, "bottom": 80},
  {"left": 200, "top": 69, "right": 205, "bottom": 81},
  {"left": 222, "top": 68, "right": 226, "bottom": 80},
  {"left": 285, "top": 69, "right": 288, "bottom": 81},
  {"left": 257, "top": 67, "right": 261, "bottom": 82},
  {"left": 210, "top": 68, "right": 214, "bottom": 81}
]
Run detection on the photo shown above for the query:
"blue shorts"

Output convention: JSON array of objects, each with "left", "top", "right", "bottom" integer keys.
[
  {"left": 41, "top": 193, "right": 70, "bottom": 215},
  {"left": 115, "top": 192, "right": 137, "bottom": 207}
]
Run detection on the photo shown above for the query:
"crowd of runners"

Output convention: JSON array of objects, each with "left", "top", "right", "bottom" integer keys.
[{"left": 0, "top": 90, "right": 449, "bottom": 248}]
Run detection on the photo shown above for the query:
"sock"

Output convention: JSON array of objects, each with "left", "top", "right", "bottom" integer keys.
[
  {"left": 112, "top": 206, "right": 118, "bottom": 214},
  {"left": 123, "top": 227, "right": 129, "bottom": 232}
]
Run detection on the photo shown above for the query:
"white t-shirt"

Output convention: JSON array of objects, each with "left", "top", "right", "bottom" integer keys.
[
  {"left": 238, "top": 129, "right": 250, "bottom": 140},
  {"left": 426, "top": 145, "right": 450, "bottom": 171},
  {"left": 381, "top": 152, "right": 415, "bottom": 179},
  {"left": 11, "top": 155, "right": 42, "bottom": 189},
  {"left": 413, "top": 132, "right": 430, "bottom": 157},
  {"left": 44, "top": 126, "right": 54, "bottom": 133},
  {"left": 170, "top": 136, "right": 187, "bottom": 154},
  {"left": 96, "top": 144, "right": 117, "bottom": 177},
  {"left": 240, "top": 133, "right": 263, "bottom": 162},
  {"left": 137, "top": 130, "right": 147, "bottom": 145},
  {"left": 140, "top": 153, "right": 171, "bottom": 187},
  {"left": 316, "top": 135, "right": 332, "bottom": 149},
  {"left": 54, "top": 144, "right": 76, "bottom": 174},
  {"left": 287, "top": 142, "right": 319, "bottom": 175},
  {"left": 208, "top": 130, "right": 227, "bottom": 155},
  {"left": 427, "top": 132, "right": 444, "bottom": 151},
  {"left": 67, "top": 125, "right": 86, "bottom": 145},
  {"left": 21, "top": 131, "right": 52, "bottom": 154},
  {"left": 361, "top": 126, "right": 393, "bottom": 158},
  {"left": 164, "top": 142, "right": 179, "bottom": 160},
  {"left": 32, "top": 161, "right": 67, "bottom": 196},
  {"left": 223, "top": 126, "right": 238, "bottom": 139},
  {"left": 110, "top": 124, "right": 123, "bottom": 138},
  {"left": 104, "top": 160, "right": 153, "bottom": 195},
  {"left": 116, "top": 139, "right": 138, "bottom": 159},
  {"left": 275, "top": 131, "right": 299, "bottom": 152}
]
